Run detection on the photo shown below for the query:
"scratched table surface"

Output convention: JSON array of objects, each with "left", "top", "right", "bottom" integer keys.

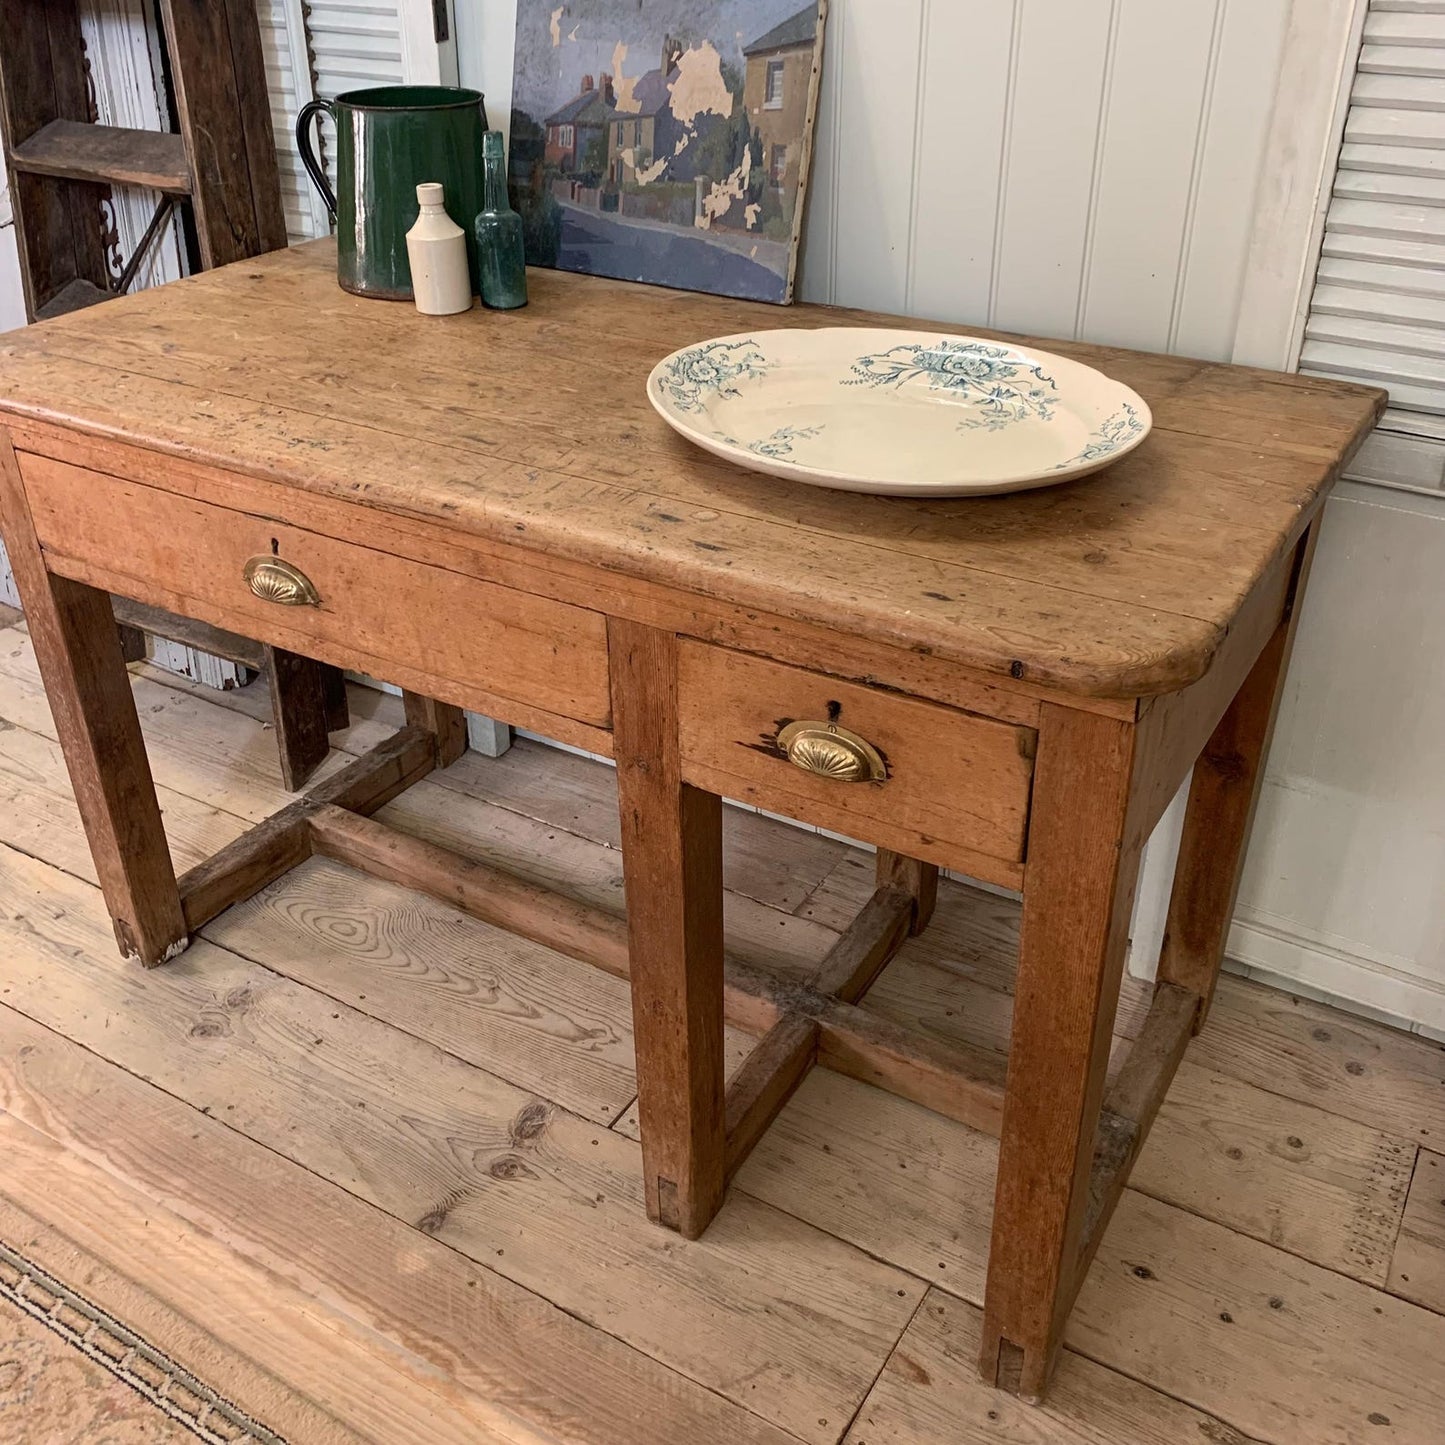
[{"left": 0, "top": 237, "right": 1384, "bottom": 699}]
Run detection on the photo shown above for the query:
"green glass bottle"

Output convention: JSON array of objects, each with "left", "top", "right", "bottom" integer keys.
[{"left": 474, "top": 130, "right": 528, "bottom": 310}]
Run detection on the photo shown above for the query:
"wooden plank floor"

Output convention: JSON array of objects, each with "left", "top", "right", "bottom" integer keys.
[{"left": 1, "top": 603, "right": 1443, "bottom": 1444}]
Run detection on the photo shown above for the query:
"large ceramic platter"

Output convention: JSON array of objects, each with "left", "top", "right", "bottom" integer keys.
[{"left": 647, "top": 328, "right": 1151, "bottom": 496}]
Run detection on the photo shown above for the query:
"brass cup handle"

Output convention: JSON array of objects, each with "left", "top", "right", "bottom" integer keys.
[
  {"left": 777, "top": 720, "right": 886, "bottom": 783},
  {"left": 243, "top": 556, "right": 321, "bottom": 607}
]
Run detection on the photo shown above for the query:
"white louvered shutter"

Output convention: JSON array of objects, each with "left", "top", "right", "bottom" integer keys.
[
  {"left": 1302, "top": 0, "right": 1445, "bottom": 491},
  {"left": 256, "top": 0, "right": 331, "bottom": 241},
  {"left": 307, "top": 0, "right": 408, "bottom": 98},
  {"left": 306, "top": 0, "right": 457, "bottom": 97},
  {"left": 299, "top": 1, "right": 460, "bottom": 193},
  {"left": 257, "top": 1, "right": 459, "bottom": 236}
]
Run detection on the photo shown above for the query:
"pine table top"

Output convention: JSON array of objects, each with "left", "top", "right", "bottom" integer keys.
[{"left": 0, "top": 238, "right": 1384, "bottom": 699}]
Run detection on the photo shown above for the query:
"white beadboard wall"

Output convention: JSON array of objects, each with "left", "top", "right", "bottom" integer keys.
[
  {"left": 461, "top": 0, "right": 1292, "bottom": 357},
  {"left": 797, "top": 0, "right": 1292, "bottom": 355},
  {"left": 1229, "top": 481, "right": 1445, "bottom": 1036}
]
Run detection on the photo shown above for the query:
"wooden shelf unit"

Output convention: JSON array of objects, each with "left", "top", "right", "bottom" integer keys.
[
  {"left": 0, "top": 0, "right": 340, "bottom": 790},
  {"left": 0, "top": 0, "right": 288, "bottom": 321}
]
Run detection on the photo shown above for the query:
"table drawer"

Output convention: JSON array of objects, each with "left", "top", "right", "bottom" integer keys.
[
  {"left": 676, "top": 642, "right": 1035, "bottom": 882},
  {"left": 20, "top": 454, "right": 612, "bottom": 731}
]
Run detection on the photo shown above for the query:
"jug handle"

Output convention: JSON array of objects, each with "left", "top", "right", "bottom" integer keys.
[{"left": 297, "top": 100, "right": 338, "bottom": 222}]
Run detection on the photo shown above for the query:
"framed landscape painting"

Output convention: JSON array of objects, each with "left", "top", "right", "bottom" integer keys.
[{"left": 507, "top": 1, "right": 828, "bottom": 303}]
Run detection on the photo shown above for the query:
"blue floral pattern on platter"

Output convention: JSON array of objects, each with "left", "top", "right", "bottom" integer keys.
[
  {"left": 1051, "top": 402, "right": 1145, "bottom": 471},
  {"left": 647, "top": 327, "right": 1152, "bottom": 495},
  {"left": 712, "top": 424, "right": 825, "bottom": 459},
  {"left": 844, "top": 340, "right": 1059, "bottom": 432},
  {"left": 657, "top": 339, "right": 767, "bottom": 414}
]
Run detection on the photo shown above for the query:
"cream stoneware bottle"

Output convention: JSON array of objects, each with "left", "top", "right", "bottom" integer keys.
[{"left": 405, "top": 182, "right": 472, "bottom": 315}]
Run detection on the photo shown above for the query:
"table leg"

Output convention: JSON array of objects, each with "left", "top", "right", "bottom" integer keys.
[
  {"left": 264, "top": 645, "right": 332, "bottom": 791},
  {"left": 875, "top": 850, "right": 938, "bottom": 935},
  {"left": 1158, "top": 525, "right": 1317, "bottom": 1028},
  {"left": 321, "top": 663, "right": 350, "bottom": 733},
  {"left": 979, "top": 703, "right": 1142, "bottom": 1400},
  {"left": 402, "top": 693, "right": 468, "bottom": 767},
  {"left": 609, "top": 618, "right": 726, "bottom": 1238},
  {"left": 0, "top": 434, "right": 186, "bottom": 965}
]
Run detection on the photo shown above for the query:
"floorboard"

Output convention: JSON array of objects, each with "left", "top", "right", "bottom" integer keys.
[
  {"left": 732, "top": 1067, "right": 1445, "bottom": 1440},
  {"left": 0, "top": 715, "right": 248, "bottom": 881},
  {"left": 209, "top": 853, "right": 649, "bottom": 1126},
  {"left": 1073, "top": 1190, "right": 1445, "bottom": 1442},
  {"left": 0, "top": 1008, "right": 800, "bottom": 1445},
  {"left": 1191, "top": 980, "right": 1445, "bottom": 1146},
  {"left": 0, "top": 625, "right": 354, "bottom": 818},
  {"left": 1390, "top": 1150, "right": 1445, "bottom": 1313},
  {"left": 843, "top": 1290, "right": 1264, "bottom": 1445},
  {"left": 0, "top": 844, "right": 920, "bottom": 1445},
  {"left": 0, "top": 651, "right": 1442, "bottom": 1443},
  {"left": 1128, "top": 1061, "right": 1415, "bottom": 1287}
]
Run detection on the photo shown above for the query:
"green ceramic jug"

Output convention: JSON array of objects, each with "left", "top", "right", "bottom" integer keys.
[{"left": 298, "top": 86, "right": 489, "bottom": 300}]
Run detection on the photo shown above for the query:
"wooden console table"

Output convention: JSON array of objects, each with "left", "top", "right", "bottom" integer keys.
[{"left": 0, "top": 240, "right": 1382, "bottom": 1402}]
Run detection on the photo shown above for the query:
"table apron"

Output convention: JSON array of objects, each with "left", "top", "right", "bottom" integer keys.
[{"left": 19, "top": 448, "right": 615, "bottom": 754}]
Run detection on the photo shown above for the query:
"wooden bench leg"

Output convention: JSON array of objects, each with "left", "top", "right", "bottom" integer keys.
[
  {"left": 609, "top": 618, "right": 726, "bottom": 1238},
  {"left": 0, "top": 434, "right": 186, "bottom": 965},
  {"left": 979, "top": 704, "right": 1143, "bottom": 1401}
]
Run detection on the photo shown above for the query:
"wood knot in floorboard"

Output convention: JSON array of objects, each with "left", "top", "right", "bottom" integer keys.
[{"left": 510, "top": 1100, "right": 553, "bottom": 1146}]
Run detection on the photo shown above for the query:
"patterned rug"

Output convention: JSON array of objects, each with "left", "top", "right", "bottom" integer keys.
[{"left": 0, "top": 1239, "right": 285, "bottom": 1444}]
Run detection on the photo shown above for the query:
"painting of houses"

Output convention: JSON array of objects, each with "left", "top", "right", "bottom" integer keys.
[
  {"left": 544, "top": 73, "right": 614, "bottom": 177},
  {"left": 607, "top": 44, "right": 684, "bottom": 188},
  {"left": 744, "top": 9, "right": 819, "bottom": 199},
  {"left": 507, "top": 1, "right": 827, "bottom": 304}
]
